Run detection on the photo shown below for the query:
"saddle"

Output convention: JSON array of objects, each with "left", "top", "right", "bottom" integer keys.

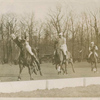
[{"left": 55, "top": 49, "right": 67, "bottom": 61}]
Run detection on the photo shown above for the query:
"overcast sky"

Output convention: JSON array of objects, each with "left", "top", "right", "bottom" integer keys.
[{"left": 0, "top": 0, "right": 100, "bottom": 20}]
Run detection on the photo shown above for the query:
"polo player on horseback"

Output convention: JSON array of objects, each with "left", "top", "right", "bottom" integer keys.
[
  {"left": 10, "top": 33, "right": 40, "bottom": 70},
  {"left": 53, "top": 32, "right": 68, "bottom": 64},
  {"left": 88, "top": 42, "right": 98, "bottom": 59}
]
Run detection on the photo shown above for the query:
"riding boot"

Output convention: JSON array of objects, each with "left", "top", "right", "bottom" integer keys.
[
  {"left": 64, "top": 55, "right": 66, "bottom": 60},
  {"left": 52, "top": 56, "right": 55, "bottom": 65},
  {"left": 88, "top": 54, "right": 91, "bottom": 61},
  {"left": 63, "top": 55, "right": 66, "bottom": 63}
]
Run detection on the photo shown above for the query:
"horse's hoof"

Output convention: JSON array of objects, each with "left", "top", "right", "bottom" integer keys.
[
  {"left": 18, "top": 78, "right": 21, "bottom": 81},
  {"left": 58, "top": 71, "right": 60, "bottom": 75},
  {"left": 93, "top": 68, "right": 97, "bottom": 72},
  {"left": 40, "top": 72, "right": 43, "bottom": 76},
  {"left": 30, "top": 78, "right": 34, "bottom": 80},
  {"left": 64, "top": 71, "right": 67, "bottom": 74},
  {"left": 93, "top": 71, "right": 96, "bottom": 73},
  {"left": 34, "top": 70, "right": 37, "bottom": 75}
]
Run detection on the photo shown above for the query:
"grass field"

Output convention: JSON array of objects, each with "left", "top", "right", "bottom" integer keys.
[
  {"left": 0, "top": 62, "right": 100, "bottom": 82},
  {"left": 0, "top": 62, "right": 100, "bottom": 97}
]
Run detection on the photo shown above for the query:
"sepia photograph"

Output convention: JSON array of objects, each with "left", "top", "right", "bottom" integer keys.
[{"left": 0, "top": 0, "right": 100, "bottom": 99}]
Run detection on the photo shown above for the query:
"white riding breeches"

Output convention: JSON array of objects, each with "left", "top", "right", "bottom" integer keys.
[
  {"left": 60, "top": 44, "right": 67, "bottom": 55},
  {"left": 25, "top": 42, "right": 39, "bottom": 64},
  {"left": 88, "top": 51, "right": 98, "bottom": 58},
  {"left": 25, "top": 43, "right": 34, "bottom": 56},
  {"left": 54, "top": 44, "right": 67, "bottom": 56}
]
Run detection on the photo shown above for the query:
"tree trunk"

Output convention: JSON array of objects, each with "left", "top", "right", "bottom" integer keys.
[{"left": 72, "top": 32, "right": 75, "bottom": 59}]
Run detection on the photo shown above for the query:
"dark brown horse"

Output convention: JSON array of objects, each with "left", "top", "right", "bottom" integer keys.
[
  {"left": 14, "top": 39, "right": 42, "bottom": 80},
  {"left": 54, "top": 49, "right": 75, "bottom": 75},
  {"left": 89, "top": 50, "right": 98, "bottom": 72}
]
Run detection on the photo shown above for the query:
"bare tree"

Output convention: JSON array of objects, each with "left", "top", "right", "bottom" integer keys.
[
  {"left": 68, "top": 12, "right": 77, "bottom": 59},
  {"left": 90, "top": 10, "right": 99, "bottom": 46},
  {"left": 2, "top": 13, "right": 18, "bottom": 63},
  {"left": 47, "top": 5, "right": 66, "bottom": 35},
  {"left": 0, "top": 15, "right": 5, "bottom": 63}
]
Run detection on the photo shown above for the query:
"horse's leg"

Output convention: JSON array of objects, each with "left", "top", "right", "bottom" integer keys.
[
  {"left": 32, "top": 67, "right": 37, "bottom": 75},
  {"left": 95, "top": 59, "right": 97, "bottom": 72},
  {"left": 57, "top": 64, "right": 61, "bottom": 75},
  {"left": 35, "top": 61, "right": 42, "bottom": 76},
  {"left": 70, "top": 59, "right": 75, "bottom": 73},
  {"left": 55, "top": 64, "right": 57, "bottom": 70},
  {"left": 65, "top": 60, "right": 68, "bottom": 74},
  {"left": 91, "top": 62, "right": 93, "bottom": 71},
  {"left": 32, "top": 60, "right": 42, "bottom": 75},
  {"left": 18, "top": 64, "right": 24, "bottom": 81},
  {"left": 60, "top": 63, "right": 65, "bottom": 75},
  {"left": 31, "top": 61, "right": 37, "bottom": 75},
  {"left": 94, "top": 60, "right": 97, "bottom": 73},
  {"left": 28, "top": 65, "right": 34, "bottom": 80},
  {"left": 33, "top": 61, "right": 38, "bottom": 71},
  {"left": 39, "top": 69, "right": 42, "bottom": 76}
]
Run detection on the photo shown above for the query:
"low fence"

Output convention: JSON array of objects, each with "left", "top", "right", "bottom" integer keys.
[{"left": 0, "top": 77, "right": 100, "bottom": 93}]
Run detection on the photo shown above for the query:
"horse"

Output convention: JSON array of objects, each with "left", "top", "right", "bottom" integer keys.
[
  {"left": 17, "top": 40, "right": 42, "bottom": 80},
  {"left": 88, "top": 50, "right": 98, "bottom": 73},
  {"left": 54, "top": 48, "right": 75, "bottom": 75}
]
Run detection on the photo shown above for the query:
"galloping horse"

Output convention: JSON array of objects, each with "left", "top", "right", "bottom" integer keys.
[
  {"left": 54, "top": 48, "right": 75, "bottom": 74},
  {"left": 89, "top": 49, "right": 98, "bottom": 72},
  {"left": 12, "top": 38, "right": 42, "bottom": 80}
]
